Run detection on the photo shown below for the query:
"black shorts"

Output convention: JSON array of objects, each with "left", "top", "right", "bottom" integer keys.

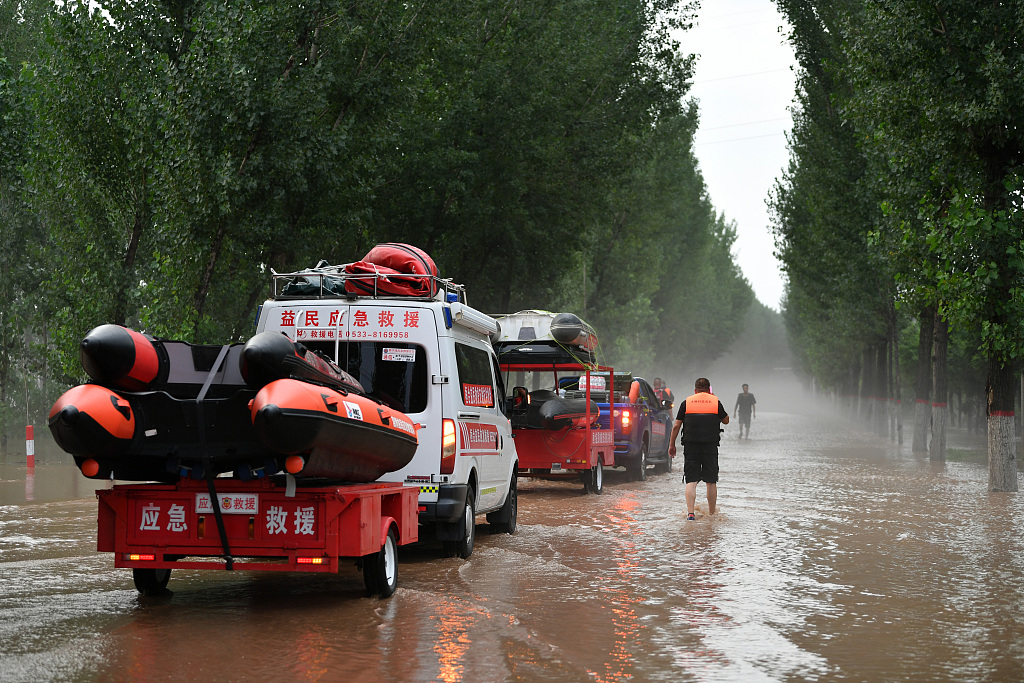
[
  {"left": 738, "top": 412, "right": 751, "bottom": 427},
  {"left": 683, "top": 442, "right": 719, "bottom": 484}
]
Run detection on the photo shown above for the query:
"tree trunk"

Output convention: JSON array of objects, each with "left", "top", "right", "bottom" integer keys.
[
  {"left": 913, "top": 305, "right": 934, "bottom": 452},
  {"left": 875, "top": 342, "right": 888, "bottom": 437},
  {"left": 849, "top": 359, "right": 859, "bottom": 418},
  {"left": 930, "top": 315, "right": 948, "bottom": 461},
  {"left": 987, "top": 359, "right": 1018, "bottom": 492},
  {"left": 859, "top": 347, "right": 870, "bottom": 422},
  {"left": 112, "top": 206, "right": 146, "bottom": 327},
  {"left": 891, "top": 302, "right": 903, "bottom": 444},
  {"left": 193, "top": 220, "right": 229, "bottom": 340}
]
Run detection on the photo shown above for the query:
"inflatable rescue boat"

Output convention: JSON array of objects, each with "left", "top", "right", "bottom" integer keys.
[
  {"left": 240, "top": 331, "right": 363, "bottom": 392},
  {"left": 344, "top": 242, "right": 440, "bottom": 297},
  {"left": 251, "top": 378, "right": 419, "bottom": 481},
  {"left": 493, "top": 310, "right": 599, "bottom": 365},
  {"left": 48, "top": 375, "right": 277, "bottom": 483},
  {"left": 49, "top": 324, "right": 414, "bottom": 483},
  {"left": 518, "top": 389, "right": 601, "bottom": 430}
]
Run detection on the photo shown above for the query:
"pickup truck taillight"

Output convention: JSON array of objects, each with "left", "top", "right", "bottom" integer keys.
[
  {"left": 440, "top": 418, "right": 457, "bottom": 473},
  {"left": 617, "top": 409, "right": 633, "bottom": 434}
]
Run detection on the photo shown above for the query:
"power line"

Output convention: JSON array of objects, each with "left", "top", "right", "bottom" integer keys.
[
  {"left": 698, "top": 7, "right": 776, "bottom": 22},
  {"left": 702, "top": 117, "right": 790, "bottom": 131},
  {"left": 692, "top": 67, "right": 793, "bottom": 85},
  {"left": 695, "top": 131, "right": 786, "bottom": 146}
]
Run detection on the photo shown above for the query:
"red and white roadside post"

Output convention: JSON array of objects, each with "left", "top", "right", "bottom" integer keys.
[{"left": 26, "top": 425, "right": 35, "bottom": 469}]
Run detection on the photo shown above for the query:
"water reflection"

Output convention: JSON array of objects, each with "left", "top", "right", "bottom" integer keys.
[{"left": 2, "top": 414, "right": 1024, "bottom": 681}]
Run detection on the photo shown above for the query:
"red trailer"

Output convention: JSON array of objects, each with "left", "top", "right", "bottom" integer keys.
[
  {"left": 501, "top": 363, "right": 615, "bottom": 493},
  {"left": 97, "top": 477, "right": 419, "bottom": 598}
]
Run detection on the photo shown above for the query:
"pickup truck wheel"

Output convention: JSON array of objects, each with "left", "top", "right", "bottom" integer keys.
[
  {"left": 133, "top": 567, "right": 171, "bottom": 596},
  {"left": 487, "top": 473, "right": 517, "bottom": 534},
  {"left": 364, "top": 527, "right": 398, "bottom": 598},
  {"left": 632, "top": 438, "right": 649, "bottom": 482},
  {"left": 590, "top": 460, "right": 604, "bottom": 494},
  {"left": 444, "top": 490, "right": 476, "bottom": 559}
]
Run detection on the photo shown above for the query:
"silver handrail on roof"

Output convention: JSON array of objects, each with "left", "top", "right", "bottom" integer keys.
[{"left": 269, "top": 263, "right": 468, "bottom": 305}]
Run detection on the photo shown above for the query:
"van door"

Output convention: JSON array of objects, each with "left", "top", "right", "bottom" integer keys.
[{"left": 453, "top": 339, "right": 505, "bottom": 512}]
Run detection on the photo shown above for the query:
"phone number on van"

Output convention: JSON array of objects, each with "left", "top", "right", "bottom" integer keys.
[{"left": 348, "top": 330, "right": 411, "bottom": 339}]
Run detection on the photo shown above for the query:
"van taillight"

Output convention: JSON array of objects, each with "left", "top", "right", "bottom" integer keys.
[{"left": 440, "top": 418, "right": 457, "bottom": 474}]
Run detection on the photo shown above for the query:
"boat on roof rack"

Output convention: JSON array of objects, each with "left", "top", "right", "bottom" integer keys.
[
  {"left": 270, "top": 242, "right": 469, "bottom": 304},
  {"left": 491, "top": 310, "right": 599, "bottom": 366},
  {"left": 270, "top": 266, "right": 468, "bottom": 304}
]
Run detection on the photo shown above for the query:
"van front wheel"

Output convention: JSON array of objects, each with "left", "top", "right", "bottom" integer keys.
[{"left": 445, "top": 490, "right": 476, "bottom": 559}]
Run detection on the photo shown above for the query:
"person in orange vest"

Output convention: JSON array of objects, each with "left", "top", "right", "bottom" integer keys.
[
  {"left": 669, "top": 377, "right": 730, "bottom": 521},
  {"left": 652, "top": 377, "right": 674, "bottom": 408}
]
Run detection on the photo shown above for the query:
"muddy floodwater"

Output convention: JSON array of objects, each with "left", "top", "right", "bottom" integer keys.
[{"left": 2, "top": 411, "right": 1023, "bottom": 682}]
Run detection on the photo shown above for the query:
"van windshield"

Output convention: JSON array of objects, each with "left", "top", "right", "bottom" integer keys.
[{"left": 303, "top": 341, "right": 428, "bottom": 414}]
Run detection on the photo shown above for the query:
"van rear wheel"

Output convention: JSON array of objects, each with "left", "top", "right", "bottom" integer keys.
[
  {"left": 487, "top": 473, "right": 517, "bottom": 534},
  {"left": 445, "top": 490, "right": 476, "bottom": 559}
]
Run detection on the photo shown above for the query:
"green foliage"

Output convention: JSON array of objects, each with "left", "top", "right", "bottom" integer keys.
[
  {"left": 774, "top": 0, "right": 1024, "bottom": 420},
  {"left": 0, "top": 0, "right": 754, "bottom": 437},
  {"left": 770, "top": 0, "right": 894, "bottom": 391}
]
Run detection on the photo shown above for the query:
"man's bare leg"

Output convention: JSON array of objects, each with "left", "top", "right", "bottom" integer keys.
[
  {"left": 685, "top": 481, "right": 697, "bottom": 514},
  {"left": 707, "top": 483, "right": 717, "bottom": 514}
]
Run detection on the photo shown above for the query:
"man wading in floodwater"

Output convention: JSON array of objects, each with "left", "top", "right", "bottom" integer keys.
[
  {"left": 669, "top": 378, "right": 729, "bottom": 521},
  {"left": 734, "top": 383, "right": 756, "bottom": 439}
]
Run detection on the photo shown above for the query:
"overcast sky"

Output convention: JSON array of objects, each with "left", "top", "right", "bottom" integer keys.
[{"left": 679, "top": 0, "right": 798, "bottom": 311}]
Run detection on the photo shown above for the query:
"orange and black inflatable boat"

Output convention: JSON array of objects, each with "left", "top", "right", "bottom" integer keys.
[
  {"left": 240, "top": 331, "right": 362, "bottom": 391},
  {"left": 50, "top": 325, "right": 419, "bottom": 483},
  {"left": 251, "top": 379, "right": 419, "bottom": 481},
  {"left": 344, "top": 242, "right": 440, "bottom": 297}
]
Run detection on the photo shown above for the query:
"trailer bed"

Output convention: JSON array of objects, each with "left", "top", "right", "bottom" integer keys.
[{"left": 97, "top": 477, "right": 419, "bottom": 597}]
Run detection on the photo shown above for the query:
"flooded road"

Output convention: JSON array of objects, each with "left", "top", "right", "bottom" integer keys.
[{"left": 2, "top": 411, "right": 1023, "bottom": 682}]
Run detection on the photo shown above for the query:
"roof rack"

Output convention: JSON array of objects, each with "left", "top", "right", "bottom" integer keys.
[{"left": 270, "top": 262, "right": 468, "bottom": 305}]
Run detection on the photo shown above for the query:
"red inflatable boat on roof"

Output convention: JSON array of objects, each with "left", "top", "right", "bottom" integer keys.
[{"left": 344, "top": 242, "right": 439, "bottom": 297}]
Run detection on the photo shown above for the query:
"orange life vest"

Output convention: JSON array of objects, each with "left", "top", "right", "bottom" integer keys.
[
  {"left": 681, "top": 392, "right": 724, "bottom": 443},
  {"left": 684, "top": 392, "right": 722, "bottom": 414}
]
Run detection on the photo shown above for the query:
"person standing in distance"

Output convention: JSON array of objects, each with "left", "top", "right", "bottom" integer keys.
[
  {"left": 653, "top": 377, "right": 674, "bottom": 408},
  {"left": 734, "top": 383, "right": 756, "bottom": 439},
  {"left": 669, "top": 378, "right": 729, "bottom": 521}
]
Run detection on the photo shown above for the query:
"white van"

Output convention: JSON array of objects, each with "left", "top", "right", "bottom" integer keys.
[{"left": 254, "top": 271, "right": 518, "bottom": 558}]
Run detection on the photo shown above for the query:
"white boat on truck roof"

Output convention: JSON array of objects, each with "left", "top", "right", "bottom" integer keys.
[
  {"left": 492, "top": 310, "right": 599, "bottom": 366},
  {"left": 255, "top": 257, "right": 518, "bottom": 558}
]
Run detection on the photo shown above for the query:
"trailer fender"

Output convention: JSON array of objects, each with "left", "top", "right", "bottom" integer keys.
[{"left": 379, "top": 517, "right": 399, "bottom": 547}]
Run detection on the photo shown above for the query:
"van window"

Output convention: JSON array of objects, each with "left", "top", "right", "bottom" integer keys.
[
  {"left": 455, "top": 343, "right": 495, "bottom": 408},
  {"left": 303, "top": 341, "right": 428, "bottom": 414},
  {"left": 490, "top": 354, "right": 507, "bottom": 406}
]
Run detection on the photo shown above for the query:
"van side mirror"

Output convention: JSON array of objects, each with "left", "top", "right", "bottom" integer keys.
[
  {"left": 510, "top": 386, "right": 529, "bottom": 414},
  {"left": 661, "top": 399, "right": 672, "bottom": 410}
]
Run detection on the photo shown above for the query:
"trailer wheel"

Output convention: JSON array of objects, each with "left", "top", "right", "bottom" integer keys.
[
  {"left": 590, "top": 460, "right": 604, "bottom": 494},
  {"left": 364, "top": 527, "right": 398, "bottom": 598},
  {"left": 487, "top": 473, "right": 517, "bottom": 534},
  {"left": 445, "top": 490, "right": 476, "bottom": 559},
  {"left": 132, "top": 567, "right": 171, "bottom": 596}
]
